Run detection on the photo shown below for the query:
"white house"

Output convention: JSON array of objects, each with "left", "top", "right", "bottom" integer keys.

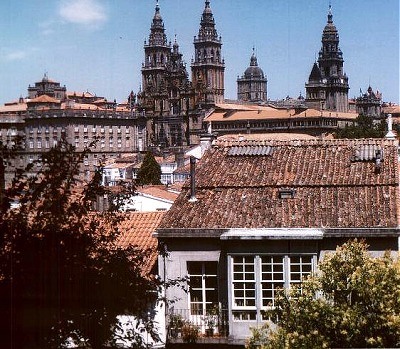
[{"left": 122, "top": 185, "right": 179, "bottom": 212}]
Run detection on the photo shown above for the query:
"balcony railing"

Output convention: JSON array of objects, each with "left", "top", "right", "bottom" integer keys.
[{"left": 167, "top": 308, "right": 229, "bottom": 342}]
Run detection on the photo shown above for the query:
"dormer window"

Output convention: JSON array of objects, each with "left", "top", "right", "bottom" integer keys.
[{"left": 278, "top": 188, "right": 296, "bottom": 199}]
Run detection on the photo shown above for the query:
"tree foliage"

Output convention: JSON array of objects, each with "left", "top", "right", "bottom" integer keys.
[
  {"left": 246, "top": 240, "right": 400, "bottom": 349},
  {"left": 0, "top": 141, "right": 161, "bottom": 349},
  {"left": 136, "top": 151, "right": 162, "bottom": 185},
  {"left": 334, "top": 114, "right": 387, "bottom": 139}
]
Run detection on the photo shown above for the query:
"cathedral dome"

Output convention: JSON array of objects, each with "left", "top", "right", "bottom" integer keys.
[{"left": 244, "top": 52, "right": 264, "bottom": 79}]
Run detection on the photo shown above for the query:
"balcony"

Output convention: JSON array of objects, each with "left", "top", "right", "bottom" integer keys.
[{"left": 167, "top": 308, "right": 229, "bottom": 344}]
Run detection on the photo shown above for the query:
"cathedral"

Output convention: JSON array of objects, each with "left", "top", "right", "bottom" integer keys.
[
  {"left": 305, "top": 5, "right": 349, "bottom": 112},
  {"left": 136, "top": 0, "right": 224, "bottom": 148},
  {"left": 237, "top": 49, "right": 268, "bottom": 103},
  {"left": 135, "top": 2, "right": 355, "bottom": 150}
]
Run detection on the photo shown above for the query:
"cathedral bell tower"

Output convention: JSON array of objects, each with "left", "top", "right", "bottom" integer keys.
[
  {"left": 191, "top": 0, "right": 225, "bottom": 106},
  {"left": 141, "top": 1, "right": 171, "bottom": 145},
  {"left": 306, "top": 6, "right": 349, "bottom": 112},
  {"left": 141, "top": 1, "right": 171, "bottom": 110}
]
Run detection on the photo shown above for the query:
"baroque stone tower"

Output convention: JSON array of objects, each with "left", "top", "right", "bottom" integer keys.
[
  {"left": 306, "top": 6, "right": 349, "bottom": 112},
  {"left": 356, "top": 86, "right": 382, "bottom": 118},
  {"left": 139, "top": 2, "right": 192, "bottom": 147},
  {"left": 237, "top": 49, "right": 267, "bottom": 103},
  {"left": 191, "top": 0, "right": 225, "bottom": 106}
]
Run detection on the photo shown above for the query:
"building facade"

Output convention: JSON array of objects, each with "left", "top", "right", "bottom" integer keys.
[
  {"left": 0, "top": 75, "right": 146, "bottom": 184},
  {"left": 305, "top": 6, "right": 349, "bottom": 112},
  {"left": 203, "top": 103, "right": 357, "bottom": 137},
  {"left": 156, "top": 137, "right": 400, "bottom": 347},
  {"left": 237, "top": 50, "right": 267, "bottom": 103}
]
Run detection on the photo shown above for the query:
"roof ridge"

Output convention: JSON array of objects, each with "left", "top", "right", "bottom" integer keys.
[{"left": 215, "top": 138, "right": 399, "bottom": 148}]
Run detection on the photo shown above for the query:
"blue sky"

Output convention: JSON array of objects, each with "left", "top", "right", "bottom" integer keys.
[{"left": 0, "top": 0, "right": 398, "bottom": 105}]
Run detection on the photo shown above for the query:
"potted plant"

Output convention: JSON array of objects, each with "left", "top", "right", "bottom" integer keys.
[
  {"left": 169, "top": 314, "right": 183, "bottom": 339},
  {"left": 181, "top": 321, "right": 199, "bottom": 343},
  {"left": 204, "top": 305, "right": 218, "bottom": 337}
]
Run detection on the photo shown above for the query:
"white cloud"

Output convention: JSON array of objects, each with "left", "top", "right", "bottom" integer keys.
[
  {"left": 59, "top": 0, "right": 107, "bottom": 27},
  {"left": 38, "top": 20, "right": 57, "bottom": 36},
  {"left": 5, "top": 50, "right": 27, "bottom": 61}
]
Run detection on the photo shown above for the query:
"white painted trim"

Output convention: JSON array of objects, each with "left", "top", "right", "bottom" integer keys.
[{"left": 220, "top": 228, "right": 324, "bottom": 240}]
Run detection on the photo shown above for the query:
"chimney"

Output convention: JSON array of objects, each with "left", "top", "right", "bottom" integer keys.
[
  {"left": 189, "top": 156, "right": 197, "bottom": 202},
  {"left": 375, "top": 149, "right": 383, "bottom": 174},
  {"left": 175, "top": 150, "right": 185, "bottom": 168},
  {"left": 200, "top": 132, "right": 216, "bottom": 157}
]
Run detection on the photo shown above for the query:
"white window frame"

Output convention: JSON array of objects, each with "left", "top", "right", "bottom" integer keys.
[
  {"left": 230, "top": 254, "right": 316, "bottom": 321},
  {"left": 187, "top": 261, "right": 218, "bottom": 317}
]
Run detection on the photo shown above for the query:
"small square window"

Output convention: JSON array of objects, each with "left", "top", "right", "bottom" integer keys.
[{"left": 278, "top": 188, "right": 296, "bottom": 199}]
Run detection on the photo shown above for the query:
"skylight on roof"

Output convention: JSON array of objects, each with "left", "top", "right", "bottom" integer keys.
[
  {"left": 352, "top": 145, "right": 383, "bottom": 162},
  {"left": 227, "top": 145, "right": 274, "bottom": 156},
  {"left": 278, "top": 188, "right": 296, "bottom": 199}
]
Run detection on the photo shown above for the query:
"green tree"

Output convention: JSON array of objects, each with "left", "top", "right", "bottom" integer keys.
[
  {"left": 246, "top": 240, "right": 400, "bottom": 349},
  {"left": 136, "top": 151, "right": 162, "bottom": 185},
  {"left": 0, "top": 141, "right": 160, "bottom": 349},
  {"left": 335, "top": 114, "right": 387, "bottom": 139}
]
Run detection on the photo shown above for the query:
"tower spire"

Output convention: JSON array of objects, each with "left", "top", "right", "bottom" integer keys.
[
  {"left": 327, "top": 4, "right": 333, "bottom": 24},
  {"left": 305, "top": 3, "right": 349, "bottom": 112},
  {"left": 192, "top": 0, "right": 225, "bottom": 106}
]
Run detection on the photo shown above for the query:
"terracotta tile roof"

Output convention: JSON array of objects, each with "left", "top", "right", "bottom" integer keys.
[
  {"left": 117, "top": 211, "right": 165, "bottom": 274},
  {"left": 136, "top": 185, "right": 179, "bottom": 202},
  {"left": 205, "top": 106, "right": 358, "bottom": 122},
  {"left": 62, "top": 102, "right": 104, "bottom": 111},
  {"left": 217, "top": 133, "right": 318, "bottom": 141},
  {"left": 383, "top": 105, "right": 400, "bottom": 114},
  {"left": 159, "top": 138, "right": 400, "bottom": 230},
  {"left": 104, "top": 162, "right": 134, "bottom": 170},
  {"left": 174, "top": 162, "right": 191, "bottom": 175},
  {"left": 66, "top": 91, "right": 96, "bottom": 98},
  {"left": 28, "top": 95, "right": 60, "bottom": 104},
  {"left": 0, "top": 103, "right": 27, "bottom": 113}
]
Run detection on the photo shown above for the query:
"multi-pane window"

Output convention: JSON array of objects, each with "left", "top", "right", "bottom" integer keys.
[
  {"left": 231, "top": 254, "right": 315, "bottom": 321},
  {"left": 187, "top": 261, "right": 218, "bottom": 316},
  {"left": 232, "top": 256, "right": 256, "bottom": 308},
  {"left": 261, "top": 256, "right": 284, "bottom": 308}
]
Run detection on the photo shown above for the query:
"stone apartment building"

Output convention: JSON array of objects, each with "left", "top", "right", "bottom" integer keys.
[{"left": 0, "top": 75, "right": 146, "bottom": 184}]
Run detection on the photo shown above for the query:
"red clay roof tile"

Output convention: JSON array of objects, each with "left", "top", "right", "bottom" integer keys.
[{"left": 159, "top": 138, "right": 400, "bottom": 230}]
